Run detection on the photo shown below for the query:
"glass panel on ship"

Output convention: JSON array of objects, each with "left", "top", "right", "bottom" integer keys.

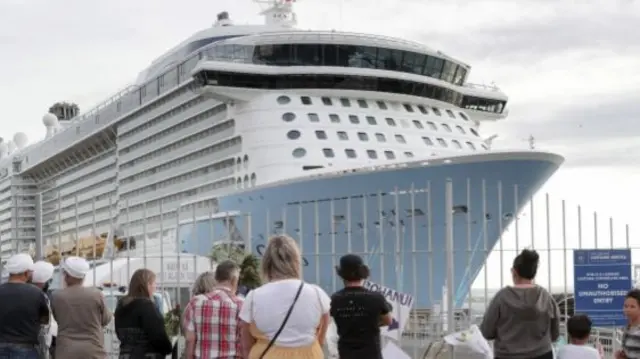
[{"left": 199, "top": 33, "right": 506, "bottom": 114}]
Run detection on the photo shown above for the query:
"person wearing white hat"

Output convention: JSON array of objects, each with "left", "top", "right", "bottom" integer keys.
[
  {"left": 32, "top": 260, "right": 57, "bottom": 359},
  {"left": 51, "top": 256, "right": 112, "bottom": 359},
  {"left": 0, "top": 253, "right": 50, "bottom": 359}
]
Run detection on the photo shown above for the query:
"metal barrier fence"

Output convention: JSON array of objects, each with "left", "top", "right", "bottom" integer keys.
[{"left": 0, "top": 179, "right": 637, "bottom": 358}]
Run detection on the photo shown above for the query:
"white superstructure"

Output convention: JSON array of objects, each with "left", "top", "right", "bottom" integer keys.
[{"left": 0, "top": 0, "right": 511, "bottom": 259}]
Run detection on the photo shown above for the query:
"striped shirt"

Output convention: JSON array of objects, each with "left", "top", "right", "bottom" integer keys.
[{"left": 622, "top": 324, "right": 640, "bottom": 359}]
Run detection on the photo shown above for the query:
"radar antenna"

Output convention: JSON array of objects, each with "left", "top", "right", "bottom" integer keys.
[
  {"left": 253, "top": 0, "right": 298, "bottom": 27},
  {"left": 528, "top": 135, "right": 536, "bottom": 150},
  {"left": 483, "top": 134, "right": 498, "bottom": 148}
]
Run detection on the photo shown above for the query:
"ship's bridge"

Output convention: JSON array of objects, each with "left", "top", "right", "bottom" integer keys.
[{"left": 194, "top": 31, "right": 507, "bottom": 116}]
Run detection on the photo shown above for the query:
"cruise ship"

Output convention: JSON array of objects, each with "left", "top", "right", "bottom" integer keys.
[{"left": 0, "top": 0, "right": 563, "bottom": 308}]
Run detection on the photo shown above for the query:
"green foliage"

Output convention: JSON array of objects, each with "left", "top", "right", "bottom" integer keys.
[
  {"left": 163, "top": 305, "right": 182, "bottom": 337},
  {"left": 209, "top": 244, "right": 262, "bottom": 290},
  {"left": 239, "top": 254, "right": 262, "bottom": 289}
]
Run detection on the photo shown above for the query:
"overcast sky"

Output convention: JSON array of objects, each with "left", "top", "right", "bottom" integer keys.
[{"left": 1, "top": 0, "right": 639, "bottom": 290}]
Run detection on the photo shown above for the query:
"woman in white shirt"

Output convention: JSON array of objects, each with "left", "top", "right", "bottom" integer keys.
[{"left": 239, "top": 235, "right": 331, "bottom": 359}]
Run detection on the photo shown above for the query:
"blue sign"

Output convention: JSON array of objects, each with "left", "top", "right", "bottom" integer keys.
[{"left": 573, "top": 249, "right": 632, "bottom": 326}]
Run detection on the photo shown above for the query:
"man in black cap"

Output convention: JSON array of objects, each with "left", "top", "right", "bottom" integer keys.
[{"left": 329, "top": 254, "right": 392, "bottom": 359}]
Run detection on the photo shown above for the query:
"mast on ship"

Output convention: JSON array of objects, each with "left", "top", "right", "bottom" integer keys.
[{"left": 253, "top": 0, "right": 298, "bottom": 27}]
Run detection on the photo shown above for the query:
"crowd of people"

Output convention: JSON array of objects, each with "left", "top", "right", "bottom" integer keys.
[
  {"left": 479, "top": 249, "right": 640, "bottom": 359},
  {"left": 0, "top": 239, "right": 639, "bottom": 359}
]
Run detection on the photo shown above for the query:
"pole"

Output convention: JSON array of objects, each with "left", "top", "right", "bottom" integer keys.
[{"left": 445, "top": 178, "right": 455, "bottom": 333}]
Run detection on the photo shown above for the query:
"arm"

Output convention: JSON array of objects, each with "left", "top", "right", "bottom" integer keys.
[
  {"left": 479, "top": 291, "right": 501, "bottom": 340},
  {"left": 377, "top": 294, "right": 393, "bottom": 327},
  {"left": 240, "top": 321, "right": 255, "bottom": 359},
  {"left": 39, "top": 292, "right": 50, "bottom": 325},
  {"left": 315, "top": 286, "right": 331, "bottom": 346},
  {"left": 98, "top": 291, "right": 113, "bottom": 327},
  {"left": 238, "top": 291, "right": 256, "bottom": 358},
  {"left": 140, "top": 300, "right": 173, "bottom": 355},
  {"left": 184, "top": 299, "right": 197, "bottom": 359},
  {"left": 549, "top": 296, "right": 561, "bottom": 342}
]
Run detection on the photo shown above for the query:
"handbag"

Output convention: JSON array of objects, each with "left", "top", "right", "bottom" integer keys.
[{"left": 258, "top": 281, "right": 305, "bottom": 359}]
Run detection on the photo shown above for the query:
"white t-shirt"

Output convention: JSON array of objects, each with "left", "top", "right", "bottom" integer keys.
[
  {"left": 556, "top": 344, "right": 601, "bottom": 359},
  {"left": 239, "top": 279, "right": 331, "bottom": 347}
]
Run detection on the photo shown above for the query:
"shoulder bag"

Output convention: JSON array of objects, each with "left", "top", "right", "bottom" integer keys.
[{"left": 259, "top": 281, "right": 305, "bottom": 359}]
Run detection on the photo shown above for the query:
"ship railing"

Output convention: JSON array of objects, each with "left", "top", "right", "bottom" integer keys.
[
  {"left": 70, "top": 85, "right": 139, "bottom": 123},
  {"left": 463, "top": 82, "right": 502, "bottom": 92},
  {"left": 24, "top": 84, "right": 138, "bottom": 153}
]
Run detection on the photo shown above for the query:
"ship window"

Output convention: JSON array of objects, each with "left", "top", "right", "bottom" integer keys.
[
  {"left": 417, "top": 105, "right": 428, "bottom": 114},
  {"left": 437, "top": 138, "right": 448, "bottom": 147},
  {"left": 404, "top": 151, "right": 414, "bottom": 158},
  {"left": 427, "top": 121, "right": 437, "bottom": 130},
  {"left": 366, "top": 116, "right": 377, "bottom": 125},
  {"left": 301, "top": 96, "right": 312, "bottom": 105},
  {"left": 323, "top": 148, "right": 335, "bottom": 158},
  {"left": 251, "top": 173, "right": 257, "bottom": 186},
  {"left": 322, "top": 97, "right": 332, "bottom": 105},
  {"left": 367, "top": 150, "right": 378, "bottom": 159},
  {"left": 422, "top": 136, "right": 434, "bottom": 146},
  {"left": 481, "top": 144, "right": 489, "bottom": 150},
  {"left": 452, "top": 140, "right": 462, "bottom": 149},
  {"left": 282, "top": 112, "right": 296, "bottom": 122},
  {"left": 277, "top": 96, "right": 291, "bottom": 104},
  {"left": 292, "top": 148, "right": 307, "bottom": 158},
  {"left": 441, "top": 123, "right": 452, "bottom": 132},
  {"left": 340, "top": 98, "right": 351, "bottom": 107},
  {"left": 357, "top": 99, "right": 368, "bottom": 108},
  {"left": 384, "top": 151, "right": 395, "bottom": 159},
  {"left": 308, "top": 113, "right": 320, "bottom": 122},
  {"left": 349, "top": 115, "right": 360, "bottom": 124},
  {"left": 395, "top": 134, "right": 406, "bottom": 143},
  {"left": 459, "top": 112, "right": 469, "bottom": 121},
  {"left": 315, "top": 130, "right": 328, "bottom": 140},
  {"left": 446, "top": 109, "right": 456, "bottom": 118},
  {"left": 345, "top": 149, "right": 357, "bottom": 158},
  {"left": 287, "top": 130, "right": 301, "bottom": 140},
  {"left": 466, "top": 142, "right": 476, "bottom": 150},
  {"left": 357, "top": 132, "right": 369, "bottom": 141},
  {"left": 375, "top": 133, "right": 386, "bottom": 142},
  {"left": 329, "top": 114, "right": 340, "bottom": 123},
  {"left": 456, "top": 125, "right": 465, "bottom": 134},
  {"left": 470, "top": 128, "right": 479, "bottom": 136},
  {"left": 243, "top": 154, "right": 249, "bottom": 166},
  {"left": 376, "top": 101, "right": 387, "bottom": 110},
  {"left": 337, "top": 131, "right": 349, "bottom": 140},
  {"left": 432, "top": 107, "right": 442, "bottom": 116},
  {"left": 385, "top": 118, "right": 396, "bottom": 126},
  {"left": 403, "top": 104, "right": 414, "bottom": 112},
  {"left": 413, "top": 120, "right": 423, "bottom": 129}
]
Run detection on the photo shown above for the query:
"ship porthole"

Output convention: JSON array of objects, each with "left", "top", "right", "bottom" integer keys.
[
  {"left": 287, "top": 130, "right": 301, "bottom": 140},
  {"left": 282, "top": 112, "right": 296, "bottom": 122},
  {"left": 277, "top": 96, "right": 291, "bottom": 105},
  {"left": 292, "top": 148, "right": 306, "bottom": 158}
]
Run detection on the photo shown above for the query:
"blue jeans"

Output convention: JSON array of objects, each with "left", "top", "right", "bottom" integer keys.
[{"left": 0, "top": 343, "right": 39, "bottom": 359}]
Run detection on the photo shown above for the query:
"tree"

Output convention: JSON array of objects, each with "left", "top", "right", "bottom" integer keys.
[
  {"left": 209, "top": 242, "right": 262, "bottom": 290},
  {"left": 238, "top": 254, "right": 262, "bottom": 290}
]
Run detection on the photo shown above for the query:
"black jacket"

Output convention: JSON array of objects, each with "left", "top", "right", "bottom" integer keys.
[{"left": 114, "top": 297, "right": 173, "bottom": 359}]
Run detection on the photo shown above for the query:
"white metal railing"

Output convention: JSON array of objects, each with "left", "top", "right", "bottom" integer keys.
[{"left": 464, "top": 82, "right": 502, "bottom": 92}]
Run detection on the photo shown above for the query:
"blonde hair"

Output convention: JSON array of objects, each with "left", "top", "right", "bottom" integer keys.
[
  {"left": 191, "top": 271, "right": 216, "bottom": 296},
  {"left": 261, "top": 235, "right": 302, "bottom": 281}
]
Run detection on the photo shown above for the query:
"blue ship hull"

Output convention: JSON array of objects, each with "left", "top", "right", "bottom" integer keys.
[{"left": 180, "top": 152, "right": 563, "bottom": 308}]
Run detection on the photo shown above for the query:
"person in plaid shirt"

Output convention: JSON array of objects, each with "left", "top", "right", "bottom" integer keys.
[{"left": 184, "top": 260, "right": 243, "bottom": 359}]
